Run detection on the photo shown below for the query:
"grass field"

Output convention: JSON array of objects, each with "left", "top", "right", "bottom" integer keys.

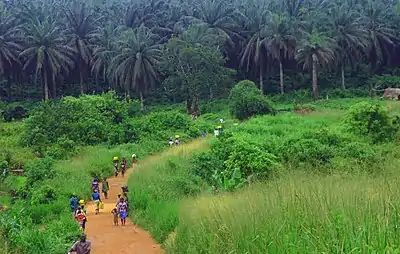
[{"left": 128, "top": 98, "right": 400, "bottom": 253}]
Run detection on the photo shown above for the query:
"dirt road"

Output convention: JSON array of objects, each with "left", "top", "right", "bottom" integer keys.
[{"left": 84, "top": 165, "right": 164, "bottom": 254}]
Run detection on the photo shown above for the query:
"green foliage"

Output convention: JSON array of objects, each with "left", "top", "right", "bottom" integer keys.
[
  {"left": 2, "top": 104, "right": 28, "bottom": 122},
  {"left": 21, "top": 92, "right": 129, "bottom": 155},
  {"left": 369, "top": 74, "right": 400, "bottom": 89},
  {"left": 342, "top": 101, "right": 399, "bottom": 142},
  {"left": 24, "top": 158, "right": 55, "bottom": 184},
  {"left": 161, "top": 39, "right": 235, "bottom": 105},
  {"left": 229, "top": 80, "right": 275, "bottom": 120},
  {"left": 129, "top": 141, "right": 207, "bottom": 243}
]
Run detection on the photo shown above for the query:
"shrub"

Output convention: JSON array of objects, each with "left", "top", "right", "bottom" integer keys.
[
  {"left": 21, "top": 92, "right": 129, "bottom": 151},
  {"left": 229, "top": 80, "right": 275, "bottom": 120},
  {"left": 24, "top": 158, "right": 55, "bottom": 185},
  {"left": 342, "top": 101, "right": 398, "bottom": 143},
  {"left": 2, "top": 104, "right": 28, "bottom": 122}
]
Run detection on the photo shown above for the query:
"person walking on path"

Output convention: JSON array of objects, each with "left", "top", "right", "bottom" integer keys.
[
  {"left": 121, "top": 157, "right": 127, "bottom": 178},
  {"left": 68, "top": 233, "right": 91, "bottom": 254},
  {"left": 118, "top": 197, "right": 128, "bottom": 226},
  {"left": 101, "top": 178, "right": 109, "bottom": 199},
  {"left": 113, "top": 157, "right": 119, "bottom": 177},
  {"left": 75, "top": 206, "right": 88, "bottom": 232},
  {"left": 131, "top": 153, "right": 137, "bottom": 165},
  {"left": 91, "top": 178, "right": 99, "bottom": 192},
  {"left": 92, "top": 189, "right": 102, "bottom": 215},
  {"left": 111, "top": 207, "right": 119, "bottom": 226},
  {"left": 70, "top": 193, "right": 79, "bottom": 218}
]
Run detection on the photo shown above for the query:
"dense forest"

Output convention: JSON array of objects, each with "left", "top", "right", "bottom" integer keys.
[{"left": 0, "top": 0, "right": 399, "bottom": 106}]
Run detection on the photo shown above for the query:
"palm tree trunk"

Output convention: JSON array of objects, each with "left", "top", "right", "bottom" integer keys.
[
  {"left": 279, "top": 60, "right": 284, "bottom": 94},
  {"left": 312, "top": 54, "right": 318, "bottom": 100},
  {"left": 140, "top": 91, "right": 144, "bottom": 110},
  {"left": 186, "top": 98, "right": 192, "bottom": 114},
  {"left": 341, "top": 64, "right": 346, "bottom": 90},
  {"left": 193, "top": 96, "right": 199, "bottom": 114},
  {"left": 43, "top": 69, "right": 49, "bottom": 101},
  {"left": 259, "top": 64, "right": 264, "bottom": 94},
  {"left": 80, "top": 71, "right": 84, "bottom": 95},
  {"left": 52, "top": 74, "right": 57, "bottom": 99}
]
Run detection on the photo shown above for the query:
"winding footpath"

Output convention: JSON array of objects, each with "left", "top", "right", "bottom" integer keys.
[
  {"left": 83, "top": 139, "right": 208, "bottom": 253},
  {"left": 84, "top": 164, "right": 164, "bottom": 254}
]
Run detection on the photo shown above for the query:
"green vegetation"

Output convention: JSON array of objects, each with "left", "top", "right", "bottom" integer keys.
[
  {"left": 0, "top": 93, "right": 220, "bottom": 254},
  {"left": 0, "top": 0, "right": 398, "bottom": 104},
  {"left": 128, "top": 98, "right": 400, "bottom": 253},
  {"left": 0, "top": 0, "right": 400, "bottom": 252}
]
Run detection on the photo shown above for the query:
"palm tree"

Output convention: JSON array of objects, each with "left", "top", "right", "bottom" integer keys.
[
  {"left": 110, "top": 25, "right": 162, "bottom": 109},
  {"left": 194, "top": 0, "right": 239, "bottom": 47},
  {"left": 19, "top": 17, "right": 75, "bottom": 100},
  {"left": 178, "top": 24, "right": 224, "bottom": 48},
  {"left": 65, "top": 2, "right": 100, "bottom": 94},
  {"left": 91, "top": 23, "right": 118, "bottom": 90},
  {"left": 264, "top": 12, "right": 297, "bottom": 94},
  {"left": 0, "top": 13, "right": 22, "bottom": 76},
  {"left": 361, "top": 0, "right": 397, "bottom": 72},
  {"left": 295, "top": 30, "right": 337, "bottom": 99},
  {"left": 328, "top": 3, "right": 369, "bottom": 89},
  {"left": 239, "top": 4, "right": 270, "bottom": 93}
]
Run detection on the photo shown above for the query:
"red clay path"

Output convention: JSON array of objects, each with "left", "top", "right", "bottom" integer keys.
[{"left": 84, "top": 165, "right": 164, "bottom": 254}]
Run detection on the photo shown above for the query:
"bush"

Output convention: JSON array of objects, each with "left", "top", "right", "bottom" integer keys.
[
  {"left": 24, "top": 158, "right": 55, "bottom": 185},
  {"left": 229, "top": 80, "right": 275, "bottom": 120},
  {"left": 2, "top": 104, "right": 28, "bottom": 122},
  {"left": 342, "top": 101, "right": 399, "bottom": 143}
]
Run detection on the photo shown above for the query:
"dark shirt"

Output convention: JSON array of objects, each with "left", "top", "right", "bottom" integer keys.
[{"left": 70, "top": 197, "right": 78, "bottom": 211}]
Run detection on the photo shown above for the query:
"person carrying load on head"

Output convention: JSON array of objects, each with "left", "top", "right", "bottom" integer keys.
[
  {"left": 113, "top": 156, "right": 119, "bottom": 177},
  {"left": 121, "top": 156, "right": 127, "bottom": 177},
  {"left": 214, "top": 127, "right": 219, "bottom": 137},
  {"left": 131, "top": 153, "right": 137, "bottom": 165},
  {"left": 217, "top": 125, "right": 223, "bottom": 135},
  {"left": 175, "top": 135, "right": 180, "bottom": 146}
]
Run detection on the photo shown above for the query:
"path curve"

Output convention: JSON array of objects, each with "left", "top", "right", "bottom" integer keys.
[{"left": 84, "top": 164, "right": 164, "bottom": 254}]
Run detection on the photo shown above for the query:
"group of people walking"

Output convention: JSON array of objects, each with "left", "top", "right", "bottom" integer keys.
[
  {"left": 169, "top": 135, "right": 180, "bottom": 147},
  {"left": 68, "top": 155, "right": 136, "bottom": 234}
]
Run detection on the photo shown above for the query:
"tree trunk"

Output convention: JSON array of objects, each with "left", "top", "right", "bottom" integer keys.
[
  {"left": 209, "top": 86, "right": 213, "bottom": 99},
  {"left": 341, "top": 64, "right": 346, "bottom": 90},
  {"left": 52, "top": 74, "right": 57, "bottom": 99},
  {"left": 259, "top": 63, "right": 264, "bottom": 94},
  {"left": 279, "top": 60, "right": 284, "bottom": 94},
  {"left": 80, "top": 70, "right": 84, "bottom": 95},
  {"left": 193, "top": 96, "right": 199, "bottom": 113},
  {"left": 186, "top": 98, "right": 192, "bottom": 114},
  {"left": 43, "top": 69, "right": 49, "bottom": 101},
  {"left": 312, "top": 54, "right": 318, "bottom": 100},
  {"left": 140, "top": 91, "right": 144, "bottom": 110}
]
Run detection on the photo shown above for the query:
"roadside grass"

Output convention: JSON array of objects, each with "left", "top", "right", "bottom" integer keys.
[
  {"left": 171, "top": 165, "right": 400, "bottom": 253},
  {"left": 129, "top": 138, "right": 211, "bottom": 243}
]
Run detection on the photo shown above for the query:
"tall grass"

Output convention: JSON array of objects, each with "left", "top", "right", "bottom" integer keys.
[
  {"left": 170, "top": 167, "right": 400, "bottom": 253},
  {"left": 129, "top": 138, "right": 211, "bottom": 243}
]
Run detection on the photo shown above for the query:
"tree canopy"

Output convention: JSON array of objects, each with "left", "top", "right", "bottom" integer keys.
[{"left": 0, "top": 0, "right": 399, "bottom": 102}]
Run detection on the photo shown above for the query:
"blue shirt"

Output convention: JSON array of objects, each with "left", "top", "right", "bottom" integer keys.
[
  {"left": 92, "top": 192, "right": 100, "bottom": 201},
  {"left": 70, "top": 197, "right": 78, "bottom": 210}
]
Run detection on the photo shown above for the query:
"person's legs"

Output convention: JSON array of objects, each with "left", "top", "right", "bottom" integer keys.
[{"left": 95, "top": 200, "right": 100, "bottom": 214}]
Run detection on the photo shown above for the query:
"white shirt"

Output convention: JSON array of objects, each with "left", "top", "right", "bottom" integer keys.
[{"left": 214, "top": 130, "right": 219, "bottom": 136}]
